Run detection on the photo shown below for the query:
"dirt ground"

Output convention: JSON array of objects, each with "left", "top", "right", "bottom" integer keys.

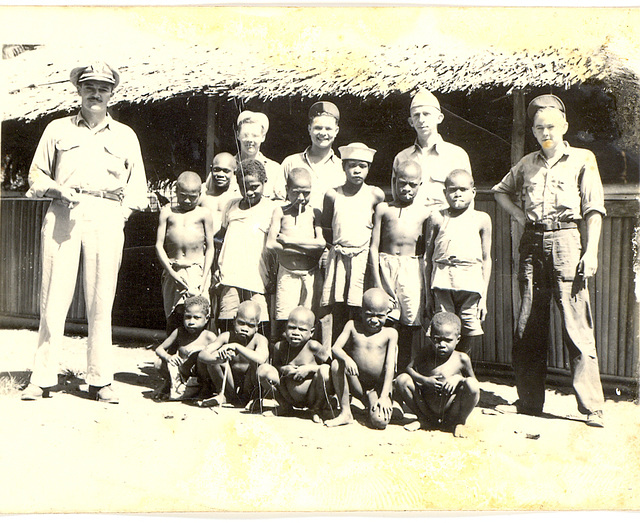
[{"left": 1, "top": 328, "right": 639, "bottom": 515}]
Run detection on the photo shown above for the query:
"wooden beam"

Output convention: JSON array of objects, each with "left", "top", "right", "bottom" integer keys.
[{"left": 206, "top": 96, "right": 217, "bottom": 181}]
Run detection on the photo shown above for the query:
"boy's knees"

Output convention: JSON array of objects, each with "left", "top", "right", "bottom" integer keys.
[
  {"left": 461, "top": 376, "right": 480, "bottom": 396},
  {"left": 394, "top": 372, "right": 413, "bottom": 393},
  {"left": 318, "top": 363, "right": 331, "bottom": 382},
  {"left": 257, "top": 363, "right": 279, "bottom": 386}
]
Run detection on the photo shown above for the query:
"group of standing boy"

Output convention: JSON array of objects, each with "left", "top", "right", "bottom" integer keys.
[{"left": 20, "top": 61, "right": 606, "bottom": 431}]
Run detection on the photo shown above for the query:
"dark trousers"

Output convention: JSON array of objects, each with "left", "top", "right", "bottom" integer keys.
[{"left": 513, "top": 228, "right": 604, "bottom": 414}]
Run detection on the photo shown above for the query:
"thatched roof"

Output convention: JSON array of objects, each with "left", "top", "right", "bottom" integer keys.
[{"left": 4, "top": 40, "right": 638, "bottom": 123}]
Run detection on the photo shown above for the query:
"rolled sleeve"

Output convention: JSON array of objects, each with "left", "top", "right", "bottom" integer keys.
[
  {"left": 579, "top": 150, "right": 606, "bottom": 217},
  {"left": 491, "top": 166, "right": 519, "bottom": 196},
  {"left": 26, "top": 124, "right": 58, "bottom": 198},
  {"left": 121, "top": 131, "right": 148, "bottom": 211}
]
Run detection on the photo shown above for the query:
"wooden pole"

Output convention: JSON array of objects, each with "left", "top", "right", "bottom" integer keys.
[
  {"left": 509, "top": 89, "right": 526, "bottom": 342},
  {"left": 206, "top": 96, "right": 218, "bottom": 181}
]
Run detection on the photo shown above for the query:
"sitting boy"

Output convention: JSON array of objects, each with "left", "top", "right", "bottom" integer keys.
[
  {"left": 258, "top": 306, "right": 332, "bottom": 422},
  {"left": 325, "top": 288, "right": 398, "bottom": 429},
  {"left": 267, "top": 167, "right": 326, "bottom": 340},
  {"left": 156, "top": 170, "right": 214, "bottom": 335},
  {"left": 395, "top": 312, "right": 480, "bottom": 438},
  {"left": 197, "top": 301, "right": 269, "bottom": 407},
  {"left": 153, "top": 295, "right": 218, "bottom": 401},
  {"left": 369, "top": 159, "right": 431, "bottom": 372}
]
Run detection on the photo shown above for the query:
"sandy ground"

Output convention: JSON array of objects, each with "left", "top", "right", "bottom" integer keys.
[{"left": 0, "top": 328, "right": 639, "bottom": 515}]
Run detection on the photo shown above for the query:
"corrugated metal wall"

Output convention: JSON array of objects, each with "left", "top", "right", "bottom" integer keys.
[{"left": 1, "top": 192, "right": 638, "bottom": 380}]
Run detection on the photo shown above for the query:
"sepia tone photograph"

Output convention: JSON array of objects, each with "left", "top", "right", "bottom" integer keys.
[{"left": 1, "top": 3, "right": 638, "bottom": 515}]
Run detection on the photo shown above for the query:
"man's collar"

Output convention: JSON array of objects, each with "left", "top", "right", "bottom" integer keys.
[
  {"left": 536, "top": 141, "right": 571, "bottom": 162},
  {"left": 414, "top": 133, "right": 444, "bottom": 153},
  {"left": 304, "top": 146, "right": 337, "bottom": 164},
  {"left": 73, "top": 111, "right": 112, "bottom": 130}
]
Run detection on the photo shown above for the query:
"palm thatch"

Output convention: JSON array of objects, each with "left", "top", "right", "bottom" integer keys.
[{"left": 4, "top": 39, "right": 638, "bottom": 125}]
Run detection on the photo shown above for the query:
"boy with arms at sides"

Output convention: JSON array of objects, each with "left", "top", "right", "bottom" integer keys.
[
  {"left": 258, "top": 306, "right": 332, "bottom": 422},
  {"left": 492, "top": 95, "right": 606, "bottom": 427},
  {"left": 369, "top": 159, "right": 431, "bottom": 373},
  {"left": 425, "top": 169, "right": 492, "bottom": 354},
  {"left": 325, "top": 288, "right": 397, "bottom": 429},
  {"left": 395, "top": 312, "right": 480, "bottom": 438},
  {"left": 156, "top": 170, "right": 215, "bottom": 335},
  {"left": 153, "top": 295, "right": 217, "bottom": 401},
  {"left": 320, "top": 143, "right": 385, "bottom": 346},
  {"left": 214, "top": 159, "right": 276, "bottom": 336},
  {"left": 197, "top": 301, "right": 269, "bottom": 407},
  {"left": 267, "top": 167, "right": 326, "bottom": 340}
]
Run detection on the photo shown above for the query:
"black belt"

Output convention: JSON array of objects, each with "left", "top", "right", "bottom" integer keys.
[
  {"left": 72, "top": 187, "right": 124, "bottom": 203},
  {"left": 525, "top": 220, "right": 578, "bottom": 232}
]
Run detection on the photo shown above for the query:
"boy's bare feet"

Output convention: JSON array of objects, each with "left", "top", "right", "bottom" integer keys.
[
  {"left": 403, "top": 420, "right": 423, "bottom": 432},
  {"left": 453, "top": 424, "right": 469, "bottom": 438},
  {"left": 312, "top": 413, "right": 323, "bottom": 424},
  {"left": 324, "top": 410, "right": 354, "bottom": 427}
]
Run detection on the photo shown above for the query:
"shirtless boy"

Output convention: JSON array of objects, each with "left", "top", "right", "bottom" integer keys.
[
  {"left": 369, "top": 160, "right": 431, "bottom": 372},
  {"left": 258, "top": 306, "right": 332, "bottom": 421},
  {"left": 267, "top": 167, "right": 326, "bottom": 339},
  {"left": 197, "top": 301, "right": 269, "bottom": 407},
  {"left": 395, "top": 312, "right": 480, "bottom": 437},
  {"left": 325, "top": 288, "right": 398, "bottom": 429},
  {"left": 153, "top": 295, "right": 217, "bottom": 401},
  {"left": 201, "top": 152, "right": 239, "bottom": 235},
  {"left": 156, "top": 171, "right": 214, "bottom": 334}
]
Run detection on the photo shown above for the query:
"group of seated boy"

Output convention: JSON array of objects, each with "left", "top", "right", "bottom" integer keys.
[{"left": 152, "top": 139, "right": 491, "bottom": 438}]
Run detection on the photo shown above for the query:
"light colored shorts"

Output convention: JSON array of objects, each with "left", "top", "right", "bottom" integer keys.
[
  {"left": 218, "top": 286, "right": 270, "bottom": 322},
  {"left": 379, "top": 253, "right": 425, "bottom": 326},
  {"left": 433, "top": 288, "right": 483, "bottom": 336},
  {"left": 275, "top": 265, "right": 318, "bottom": 321},
  {"left": 321, "top": 244, "right": 368, "bottom": 307}
]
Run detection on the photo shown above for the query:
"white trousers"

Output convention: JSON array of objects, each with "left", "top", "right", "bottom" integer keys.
[{"left": 30, "top": 198, "right": 125, "bottom": 388}]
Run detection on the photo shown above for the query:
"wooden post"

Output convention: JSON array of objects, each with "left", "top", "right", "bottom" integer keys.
[
  {"left": 509, "top": 89, "right": 526, "bottom": 348},
  {"left": 206, "top": 96, "right": 218, "bottom": 181}
]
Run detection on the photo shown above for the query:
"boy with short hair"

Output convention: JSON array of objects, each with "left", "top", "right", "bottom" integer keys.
[
  {"left": 425, "top": 169, "right": 492, "bottom": 354},
  {"left": 201, "top": 152, "right": 239, "bottom": 233},
  {"left": 267, "top": 167, "right": 326, "bottom": 339},
  {"left": 320, "top": 143, "right": 385, "bottom": 345},
  {"left": 369, "top": 159, "right": 431, "bottom": 372},
  {"left": 325, "top": 288, "right": 398, "bottom": 429},
  {"left": 395, "top": 312, "right": 480, "bottom": 437},
  {"left": 153, "top": 295, "right": 217, "bottom": 401},
  {"left": 215, "top": 159, "right": 277, "bottom": 335},
  {"left": 258, "top": 306, "right": 332, "bottom": 422},
  {"left": 156, "top": 170, "right": 214, "bottom": 335},
  {"left": 197, "top": 300, "right": 269, "bottom": 407}
]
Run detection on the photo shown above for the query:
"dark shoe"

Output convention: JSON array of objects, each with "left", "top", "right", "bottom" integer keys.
[
  {"left": 90, "top": 384, "right": 119, "bottom": 404},
  {"left": 21, "top": 383, "right": 50, "bottom": 401},
  {"left": 586, "top": 410, "right": 604, "bottom": 428},
  {"left": 496, "top": 401, "right": 542, "bottom": 416}
]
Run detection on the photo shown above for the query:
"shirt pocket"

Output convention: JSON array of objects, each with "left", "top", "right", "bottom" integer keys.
[
  {"left": 103, "top": 143, "right": 129, "bottom": 180},
  {"left": 552, "top": 177, "right": 581, "bottom": 213}
]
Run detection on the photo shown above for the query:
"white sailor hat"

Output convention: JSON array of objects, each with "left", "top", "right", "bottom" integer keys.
[
  {"left": 339, "top": 142, "right": 377, "bottom": 163},
  {"left": 410, "top": 89, "right": 441, "bottom": 111},
  {"left": 237, "top": 110, "right": 269, "bottom": 134},
  {"left": 527, "top": 94, "right": 566, "bottom": 120}
]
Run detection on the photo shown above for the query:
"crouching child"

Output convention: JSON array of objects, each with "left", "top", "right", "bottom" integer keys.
[{"left": 395, "top": 311, "right": 479, "bottom": 437}]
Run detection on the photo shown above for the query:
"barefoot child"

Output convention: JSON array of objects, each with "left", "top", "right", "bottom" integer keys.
[
  {"left": 325, "top": 288, "right": 397, "bottom": 429},
  {"left": 258, "top": 307, "right": 332, "bottom": 421},
  {"left": 320, "top": 143, "right": 385, "bottom": 346},
  {"left": 267, "top": 167, "right": 326, "bottom": 339},
  {"left": 215, "top": 159, "right": 276, "bottom": 335},
  {"left": 197, "top": 301, "right": 269, "bottom": 407},
  {"left": 156, "top": 171, "right": 215, "bottom": 334},
  {"left": 369, "top": 159, "right": 431, "bottom": 372},
  {"left": 395, "top": 312, "right": 479, "bottom": 437},
  {"left": 425, "top": 169, "right": 492, "bottom": 354},
  {"left": 154, "top": 295, "right": 218, "bottom": 400}
]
